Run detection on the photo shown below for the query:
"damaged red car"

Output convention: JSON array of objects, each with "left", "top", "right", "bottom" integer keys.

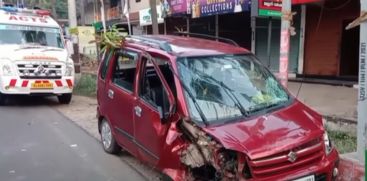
[{"left": 96, "top": 34, "right": 339, "bottom": 181}]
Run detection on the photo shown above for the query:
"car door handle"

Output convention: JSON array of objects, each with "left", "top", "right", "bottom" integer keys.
[
  {"left": 108, "top": 89, "right": 114, "bottom": 99},
  {"left": 134, "top": 106, "right": 142, "bottom": 117}
]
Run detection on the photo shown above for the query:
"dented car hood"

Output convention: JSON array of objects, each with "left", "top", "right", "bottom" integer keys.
[{"left": 202, "top": 100, "right": 324, "bottom": 160}]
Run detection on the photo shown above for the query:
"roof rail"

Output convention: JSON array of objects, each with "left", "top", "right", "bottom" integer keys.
[
  {"left": 128, "top": 36, "right": 172, "bottom": 52},
  {"left": 174, "top": 32, "right": 239, "bottom": 47}
]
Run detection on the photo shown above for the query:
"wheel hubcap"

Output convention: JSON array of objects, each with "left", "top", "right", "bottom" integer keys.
[{"left": 101, "top": 122, "right": 112, "bottom": 149}]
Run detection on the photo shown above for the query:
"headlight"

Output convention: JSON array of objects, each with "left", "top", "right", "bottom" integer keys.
[
  {"left": 322, "top": 118, "right": 333, "bottom": 155},
  {"left": 323, "top": 131, "right": 333, "bottom": 155},
  {"left": 64, "top": 62, "right": 74, "bottom": 76},
  {"left": 0, "top": 59, "right": 15, "bottom": 76}
]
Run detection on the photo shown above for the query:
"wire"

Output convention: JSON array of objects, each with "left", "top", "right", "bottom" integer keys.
[
  {"left": 324, "top": 0, "right": 352, "bottom": 11},
  {"left": 296, "top": 82, "right": 303, "bottom": 98}
]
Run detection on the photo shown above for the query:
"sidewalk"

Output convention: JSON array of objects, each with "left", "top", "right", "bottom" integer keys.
[{"left": 287, "top": 82, "right": 357, "bottom": 122}]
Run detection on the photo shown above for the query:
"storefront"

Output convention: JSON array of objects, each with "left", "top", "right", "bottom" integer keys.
[
  {"left": 166, "top": 0, "right": 252, "bottom": 49},
  {"left": 303, "top": 0, "right": 360, "bottom": 79}
]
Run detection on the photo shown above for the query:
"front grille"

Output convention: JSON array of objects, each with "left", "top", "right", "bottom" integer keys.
[
  {"left": 17, "top": 63, "right": 63, "bottom": 79},
  {"left": 315, "top": 174, "right": 327, "bottom": 181},
  {"left": 248, "top": 138, "right": 324, "bottom": 178}
]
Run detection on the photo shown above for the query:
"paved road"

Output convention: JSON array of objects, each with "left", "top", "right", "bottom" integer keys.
[{"left": 0, "top": 97, "right": 147, "bottom": 181}]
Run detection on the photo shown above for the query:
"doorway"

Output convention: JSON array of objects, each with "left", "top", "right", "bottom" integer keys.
[{"left": 340, "top": 20, "right": 359, "bottom": 77}]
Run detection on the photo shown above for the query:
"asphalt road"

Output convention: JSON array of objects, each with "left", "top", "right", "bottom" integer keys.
[{"left": 0, "top": 97, "right": 147, "bottom": 181}]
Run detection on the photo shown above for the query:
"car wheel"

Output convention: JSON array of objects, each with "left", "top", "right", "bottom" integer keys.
[
  {"left": 0, "top": 93, "right": 7, "bottom": 106},
  {"left": 100, "top": 119, "right": 120, "bottom": 154},
  {"left": 58, "top": 93, "right": 72, "bottom": 104}
]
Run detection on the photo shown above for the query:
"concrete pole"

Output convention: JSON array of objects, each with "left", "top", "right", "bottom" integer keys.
[
  {"left": 278, "top": 0, "right": 291, "bottom": 87},
  {"left": 149, "top": 0, "right": 159, "bottom": 34},
  {"left": 357, "top": 0, "right": 367, "bottom": 162},
  {"left": 68, "top": 0, "right": 77, "bottom": 27},
  {"left": 80, "top": 0, "right": 85, "bottom": 26},
  {"left": 67, "top": 0, "right": 80, "bottom": 73}
]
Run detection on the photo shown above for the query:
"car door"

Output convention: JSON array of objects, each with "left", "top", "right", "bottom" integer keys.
[
  {"left": 133, "top": 55, "right": 175, "bottom": 166},
  {"left": 105, "top": 48, "right": 141, "bottom": 155},
  {"left": 97, "top": 48, "right": 113, "bottom": 118}
]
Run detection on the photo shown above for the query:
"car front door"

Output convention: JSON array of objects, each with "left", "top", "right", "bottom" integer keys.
[
  {"left": 133, "top": 55, "right": 175, "bottom": 166},
  {"left": 105, "top": 48, "right": 141, "bottom": 155}
]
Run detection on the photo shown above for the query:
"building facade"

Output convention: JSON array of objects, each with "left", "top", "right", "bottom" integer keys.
[{"left": 84, "top": 0, "right": 360, "bottom": 80}]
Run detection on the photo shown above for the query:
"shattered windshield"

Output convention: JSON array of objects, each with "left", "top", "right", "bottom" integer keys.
[
  {"left": 0, "top": 24, "right": 63, "bottom": 48},
  {"left": 177, "top": 54, "right": 290, "bottom": 123}
]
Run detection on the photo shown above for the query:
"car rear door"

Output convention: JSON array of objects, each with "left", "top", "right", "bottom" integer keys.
[
  {"left": 104, "top": 48, "right": 142, "bottom": 155},
  {"left": 97, "top": 49, "right": 113, "bottom": 119},
  {"left": 133, "top": 55, "right": 175, "bottom": 166}
]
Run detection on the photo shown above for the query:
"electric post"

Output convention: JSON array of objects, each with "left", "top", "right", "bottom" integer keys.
[
  {"left": 357, "top": 0, "right": 367, "bottom": 163},
  {"left": 67, "top": 0, "right": 80, "bottom": 73},
  {"left": 150, "top": 0, "right": 159, "bottom": 35},
  {"left": 279, "top": 0, "right": 292, "bottom": 87}
]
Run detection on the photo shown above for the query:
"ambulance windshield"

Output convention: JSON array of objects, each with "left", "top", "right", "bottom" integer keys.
[{"left": 0, "top": 24, "right": 63, "bottom": 48}]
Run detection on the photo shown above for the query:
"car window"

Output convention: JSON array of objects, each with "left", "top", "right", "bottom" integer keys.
[
  {"left": 139, "top": 57, "right": 170, "bottom": 112},
  {"left": 100, "top": 50, "right": 113, "bottom": 80},
  {"left": 112, "top": 50, "right": 139, "bottom": 92}
]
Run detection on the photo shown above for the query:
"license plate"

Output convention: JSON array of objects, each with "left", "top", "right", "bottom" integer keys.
[
  {"left": 293, "top": 175, "right": 315, "bottom": 181},
  {"left": 31, "top": 82, "right": 53, "bottom": 89}
]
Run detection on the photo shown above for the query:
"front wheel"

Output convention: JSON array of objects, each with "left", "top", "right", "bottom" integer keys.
[
  {"left": 58, "top": 93, "right": 72, "bottom": 104},
  {"left": 100, "top": 119, "right": 120, "bottom": 154}
]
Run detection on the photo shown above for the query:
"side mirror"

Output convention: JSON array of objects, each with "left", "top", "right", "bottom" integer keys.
[{"left": 157, "top": 106, "right": 172, "bottom": 124}]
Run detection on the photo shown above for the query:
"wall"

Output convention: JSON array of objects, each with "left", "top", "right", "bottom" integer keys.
[
  {"left": 129, "top": 0, "right": 150, "bottom": 13},
  {"left": 304, "top": 0, "right": 359, "bottom": 76}
]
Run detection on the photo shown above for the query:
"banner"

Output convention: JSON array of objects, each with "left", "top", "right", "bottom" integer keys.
[
  {"left": 168, "top": 0, "right": 190, "bottom": 15},
  {"left": 191, "top": 0, "right": 250, "bottom": 18},
  {"left": 259, "top": 0, "right": 320, "bottom": 17},
  {"left": 139, "top": 5, "right": 165, "bottom": 26}
]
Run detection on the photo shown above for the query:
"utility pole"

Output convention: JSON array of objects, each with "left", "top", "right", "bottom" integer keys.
[
  {"left": 357, "top": 0, "right": 367, "bottom": 163},
  {"left": 80, "top": 0, "right": 85, "bottom": 26},
  {"left": 67, "top": 0, "right": 80, "bottom": 73},
  {"left": 278, "top": 0, "right": 291, "bottom": 87},
  {"left": 149, "top": 0, "right": 159, "bottom": 34}
]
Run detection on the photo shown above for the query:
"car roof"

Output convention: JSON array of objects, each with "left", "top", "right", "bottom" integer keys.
[{"left": 127, "top": 35, "right": 250, "bottom": 57}]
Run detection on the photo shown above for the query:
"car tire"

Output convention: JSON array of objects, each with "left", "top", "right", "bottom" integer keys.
[
  {"left": 0, "top": 93, "right": 7, "bottom": 106},
  {"left": 100, "top": 119, "right": 120, "bottom": 154},
  {"left": 58, "top": 94, "right": 72, "bottom": 104},
  {"left": 160, "top": 173, "right": 173, "bottom": 181}
]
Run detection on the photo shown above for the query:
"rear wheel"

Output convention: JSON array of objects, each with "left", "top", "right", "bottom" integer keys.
[
  {"left": 0, "top": 93, "right": 7, "bottom": 106},
  {"left": 100, "top": 119, "right": 120, "bottom": 154},
  {"left": 58, "top": 93, "right": 72, "bottom": 104}
]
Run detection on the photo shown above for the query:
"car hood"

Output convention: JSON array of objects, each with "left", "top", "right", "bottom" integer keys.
[
  {"left": 0, "top": 45, "right": 68, "bottom": 62},
  {"left": 202, "top": 100, "right": 324, "bottom": 160}
]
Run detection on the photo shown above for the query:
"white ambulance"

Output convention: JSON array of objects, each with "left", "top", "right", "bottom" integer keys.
[{"left": 0, "top": 6, "right": 74, "bottom": 105}]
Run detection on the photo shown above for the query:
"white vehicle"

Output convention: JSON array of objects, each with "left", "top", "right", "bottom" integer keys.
[{"left": 0, "top": 7, "right": 74, "bottom": 105}]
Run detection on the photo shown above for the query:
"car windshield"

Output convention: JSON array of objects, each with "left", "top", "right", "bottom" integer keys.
[
  {"left": 177, "top": 54, "right": 290, "bottom": 123},
  {"left": 0, "top": 24, "right": 63, "bottom": 48}
]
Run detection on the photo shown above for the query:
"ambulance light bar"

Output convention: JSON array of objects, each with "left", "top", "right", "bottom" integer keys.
[{"left": 0, "top": 7, "right": 51, "bottom": 16}]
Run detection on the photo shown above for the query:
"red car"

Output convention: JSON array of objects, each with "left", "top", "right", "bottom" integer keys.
[{"left": 96, "top": 34, "right": 339, "bottom": 181}]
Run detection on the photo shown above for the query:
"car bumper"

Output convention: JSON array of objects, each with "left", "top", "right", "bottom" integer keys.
[
  {"left": 0, "top": 76, "right": 74, "bottom": 95},
  {"left": 249, "top": 148, "right": 339, "bottom": 181}
]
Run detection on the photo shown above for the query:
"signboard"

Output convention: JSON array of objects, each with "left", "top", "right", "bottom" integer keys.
[
  {"left": 191, "top": 0, "right": 250, "bottom": 18},
  {"left": 258, "top": 0, "right": 320, "bottom": 17},
  {"left": 168, "top": 0, "right": 190, "bottom": 15},
  {"left": 139, "top": 5, "right": 164, "bottom": 26}
]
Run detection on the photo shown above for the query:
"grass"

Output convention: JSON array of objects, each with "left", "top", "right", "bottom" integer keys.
[
  {"left": 73, "top": 74, "right": 97, "bottom": 97},
  {"left": 327, "top": 129, "right": 357, "bottom": 154}
]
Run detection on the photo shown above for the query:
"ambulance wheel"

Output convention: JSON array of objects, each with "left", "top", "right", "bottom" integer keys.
[
  {"left": 0, "top": 93, "right": 7, "bottom": 106},
  {"left": 58, "top": 94, "right": 72, "bottom": 104}
]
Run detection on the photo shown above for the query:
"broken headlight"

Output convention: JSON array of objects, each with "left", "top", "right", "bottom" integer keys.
[{"left": 323, "top": 118, "right": 333, "bottom": 155}]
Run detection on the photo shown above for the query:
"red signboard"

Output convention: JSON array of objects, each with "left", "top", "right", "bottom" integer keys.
[
  {"left": 258, "top": 0, "right": 320, "bottom": 16},
  {"left": 259, "top": 0, "right": 320, "bottom": 11}
]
